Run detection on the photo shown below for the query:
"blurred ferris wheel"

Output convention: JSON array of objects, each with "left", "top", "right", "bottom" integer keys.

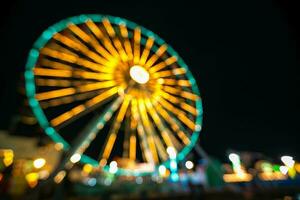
[{"left": 24, "top": 14, "right": 203, "bottom": 175}]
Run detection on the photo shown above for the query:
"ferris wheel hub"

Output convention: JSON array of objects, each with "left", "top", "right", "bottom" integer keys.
[{"left": 129, "top": 65, "right": 149, "bottom": 84}]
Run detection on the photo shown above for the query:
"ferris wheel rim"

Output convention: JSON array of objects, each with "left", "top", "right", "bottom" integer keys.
[{"left": 24, "top": 14, "right": 203, "bottom": 175}]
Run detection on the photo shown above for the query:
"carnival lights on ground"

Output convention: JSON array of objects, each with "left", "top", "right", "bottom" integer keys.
[
  {"left": 223, "top": 153, "right": 253, "bottom": 183},
  {"left": 257, "top": 161, "right": 287, "bottom": 181},
  {"left": 281, "top": 155, "right": 296, "bottom": 178}
]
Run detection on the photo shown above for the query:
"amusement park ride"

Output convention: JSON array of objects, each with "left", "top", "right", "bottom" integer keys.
[{"left": 24, "top": 14, "right": 203, "bottom": 178}]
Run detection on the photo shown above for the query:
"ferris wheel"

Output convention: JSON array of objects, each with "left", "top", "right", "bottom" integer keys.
[{"left": 24, "top": 14, "right": 203, "bottom": 175}]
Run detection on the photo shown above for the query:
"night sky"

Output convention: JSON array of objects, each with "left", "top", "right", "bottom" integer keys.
[{"left": 0, "top": 0, "right": 299, "bottom": 160}]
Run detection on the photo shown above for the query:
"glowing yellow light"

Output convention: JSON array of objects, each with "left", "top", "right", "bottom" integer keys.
[
  {"left": 25, "top": 172, "right": 39, "bottom": 188},
  {"left": 223, "top": 173, "right": 253, "bottom": 183},
  {"left": 295, "top": 163, "right": 300, "bottom": 173},
  {"left": 185, "top": 160, "right": 194, "bottom": 170},
  {"left": 2, "top": 149, "right": 14, "bottom": 167},
  {"left": 70, "top": 153, "right": 81, "bottom": 163},
  {"left": 258, "top": 172, "right": 287, "bottom": 181},
  {"left": 83, "top": 164, "right": 93, "bottom": 174},
  {"left": 3, "top": 157, "right": 13, "bottom": 167},
  {"left": 129, "top": 65, "right": 149, "bottom": 84},
  {"left": 129, "top": 135, "right": 136, "bottom": 161},
  {"left": 33, "top": 158, "right": 46, "bottom": 169}
]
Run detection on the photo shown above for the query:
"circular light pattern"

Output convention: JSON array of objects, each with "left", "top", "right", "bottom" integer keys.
[{"left": 24, "top": 14, "right": 203, "bottom": 175}]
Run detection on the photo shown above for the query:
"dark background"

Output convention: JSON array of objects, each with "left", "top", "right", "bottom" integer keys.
[{"left": 0, "top": 0, "right": 299, "bottom": 160}]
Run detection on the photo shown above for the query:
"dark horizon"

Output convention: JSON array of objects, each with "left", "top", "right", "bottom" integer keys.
[{"left": 0, "top": 0, "right": 299, "bottom": 161}]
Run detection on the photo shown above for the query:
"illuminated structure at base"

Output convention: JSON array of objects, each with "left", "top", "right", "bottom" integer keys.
[{"left": 24, "top": 14, "right": 203, "bottom": 175}]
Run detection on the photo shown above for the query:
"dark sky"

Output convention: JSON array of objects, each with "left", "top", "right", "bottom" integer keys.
[{"left": 0, "top": 0, "right": 299, "bottom": 160}]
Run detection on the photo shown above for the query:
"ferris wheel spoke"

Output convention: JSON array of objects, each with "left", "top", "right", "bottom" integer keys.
[
  {"left": 152, "top": 68, "right": 186, "bottom": 79},
  {"left": 129, "top": 102, "right": 138, "bottom": 161},
  {"left": 119, "top": 24, "right": 133, "bottom": 62},
  {"left": 151, "top": 99, "right": 191, "bottom": 146},
  {"left": 142, "top": 98, "right": 173, "bottom": 148},
  {"left": 122, "top": 111, "right": 131, "bottom": 158},
  {"left": 162, "top": 85, "right": 199, "bottom": 102},
  {"left": 34, "top": 67, "right": 113, "bottom": 81},
  {"left": 159, "top": 78, "right": 191, "bottom": 87},
  {"left": 162, "top": 85, "right": 182, "bottom": 96},
  {"left": 144, "top": 44, "right": 168, "bottom": 69},
  {"left": 67, "top": 96, "right": 123, "bottom": 161},
  {"left": 99, "top": 95, "right": 131, "bottom": 165},
  {"left": 102, "top": 18, "right": 128, "bottom": 63},
  {"left": 139, "top": 37, "right": 155, "bottom": 65},
  {"left": 40, "top": 59, "right": 72, "bottom": 70},
  {"left": 136, "top": 119, "right": 153, "bottom": 164},
  {"left": 82, "top": 20, "right": 115, "bottom": 61},
  {"left": 86, "top": 19, "right": 120, "bottom": 59},
  {"left": 140, "top": 98, "right": 171, "bottom": 160},
  {"left": 35, "top": 81, "right": 116, "bottom": 101},
  {"left": 137, "top": 98, "right": 159, "bottom": 164},
  {"left": 180, "top": 90, "right": 200, "bottom": 101},
  {"left": 129, "top": 132, "right": 136, "bottom": 161},
  {"left": 133, "top": 28, "right": 141, "bottom": 64},
  {"left": 36, "top": 78, "right": 95, "bottom": 87},
  {"left": 102, "top": 18, "right": 116, "bottom": 37},
  {"left": 179, "top": 101, "right": 198, "bottom": 116},
  {"left": 40, "top": 47, "right": 112, "bottom": 73},
  {"left": 85, "top": 20, "right": 119, "bottom": 60},
  {"left": 145, "top": 98, "right": 183, "bottom": 152},
  {"left": 156, "top": 96, "right": 196, "bottom": 131},
  {"left": 67, "top": 22, "right": 115, "bottom": 62},
  {"left": 144, "top": 97, "right": 183, "bottom": 150},
  {"left": 153, "top": 134, "right": 168, "bottom": 161},
  {"left": 131, "top": 99, "right": 153, "bottom": 163},
  {"left": 53, "top": 32, "right": 110, "bottom": 67},
  {"left": 50, "top": 86, "right": 119, "bottom": 127},
  {"left": 113, "top": 38, "right": 128, "bottom": 63},
  {"left": 46, "top": 42, "right": 78, "bottom": 56},
  {"left": 160, "top": 90, "right": 180, "bottom": 104},
  {"left": 39, "top": 91, "right": 99, "bottom": 109},
  {"left": 148, "top": 56, "right": 177, "bottom": 74},
  {"left": 34, "top": 68, "right": 72, "bottom": 78}
]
